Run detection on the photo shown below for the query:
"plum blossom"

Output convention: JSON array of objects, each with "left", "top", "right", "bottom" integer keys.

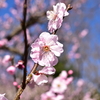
[
  {"left": 32, "top": 73, "right": 48, "bottom": 85},
  {"left": 51, "top": 77, "right": 67, "bottom": 93},
  {"left": 41, "top": 91, "right": 64, "bottom": 100},
  {"left": 47, "top": 2, "right": 69, "bottom": 33},
  {"left": 6, "top": 66, "right": 16, "bottom": 75},
  {"left": 30, "top": 32, "right": 63, "bottom": 67},
  {"left": 41, "top": 70, "right": 73, "bottom": 100},
  {"left": 2, "top": 55, "right": 12, "bottom": 63},
  {"left": 59, "top": 70, "right": 68, "bottom": 79},
  {"left": 0, "top": 0, "right": 7, "bottom": 8},
  {"left": 79, "top": 29, "right": 88, "bottom": 38},
  {"left": 0, "top": 39, "right": 8, "bottom": 47},
  {"left": 41, "top": 91, "right": 56, "bottom": 100},
  {"left": 13, "top": 81, "right": 18, "bottom": 86},
  {"left": 32, "top": 66, "right": 56, "bottom": 85},
  {"left": 51, "top": 70, "right": 73, "bottom": 93},
  {"left": 0, "top": 94, "right": 8, "bottom": 100}
]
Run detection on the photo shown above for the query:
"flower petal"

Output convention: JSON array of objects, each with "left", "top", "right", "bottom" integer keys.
[
  {"left": 32, "top": 74, "right": 48, "bottom": 85},
  {"left": 50, "top": 42, "right": 64, "bottom": 57},
  {"left": 39, "top": 66, "right": 56, "bottom": 75}
]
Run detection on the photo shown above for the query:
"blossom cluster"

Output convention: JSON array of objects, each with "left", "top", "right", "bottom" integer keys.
[
  {"left": 41, "top": 70, "right": 73, "bottom": 100},
  {"left": 1, "top": 2, "right": 70, "bottom": 100},
  {"left": 2, "top": 55, "right": 24, "bottom": 88},
  {"left": 30, "top": 2, "right": 69, "bottom": 85}
]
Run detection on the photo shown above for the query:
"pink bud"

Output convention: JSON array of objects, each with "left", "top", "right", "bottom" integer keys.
[
  {"left": 0, "top": 39, "right": 8, "bottom": 47},
  {"left": 16, "top": 60, "right": 25, "bottom": 69},
  {"left": 79, "top": 29, "right": 88, "bottom": 38},
  {"left": 6, "top": 66, "right": 16, "bottom": 75},
  {"left": 13, "top": 81, "right": 18, "bottom": 86},
  {"left": 3, "top": 55, "right": 12, "bottom": 63},
  {"left": 68, "top": 70, "right": 73, "bottom": 75},
  {"left": 17, "top": 85, "right": 20, "bottom": 88}
]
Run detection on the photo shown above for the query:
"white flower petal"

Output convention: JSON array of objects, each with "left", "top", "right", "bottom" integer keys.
[
  {"left": 39, "top": 66, "right": 56, "bottom": 75},
  {"left": 32, "top": 74, "right": 48, "bottom": 85}
]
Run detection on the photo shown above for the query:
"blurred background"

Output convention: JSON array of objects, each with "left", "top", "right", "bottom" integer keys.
[{"left": 0, "top": 0, "right": 100, "bottom": 100}]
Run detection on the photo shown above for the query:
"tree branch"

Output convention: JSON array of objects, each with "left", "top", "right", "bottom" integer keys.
[
  {"left": 6, "top": 12, "right": 46, "bottom": 41},
  {"left": 0, "top": 46, "right": 23, "bottom": 55},
  {"left": 13, "top": 63, "right": 38, "bottom": 100},
  {"left": 21, "top": 0, "right": 28, "bottom": 89}
]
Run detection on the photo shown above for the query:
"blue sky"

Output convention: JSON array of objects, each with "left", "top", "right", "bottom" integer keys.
[{"left": 0, "top": 0, "right": 14, "bottom": 18}]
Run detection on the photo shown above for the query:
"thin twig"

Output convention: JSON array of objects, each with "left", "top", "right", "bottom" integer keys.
[
  {"left": 21, "top": 0, "right": 28, "bottom": 89},
  {"left": 0, "top": 46, "right": 23, "bottom": 55},
  {"left": 13, "top": 63, "right": 38, "bottom": 100}
]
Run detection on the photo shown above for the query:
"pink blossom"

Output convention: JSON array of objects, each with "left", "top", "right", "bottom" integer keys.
[
  {"left": 41, "top": 91, "right": 55, "bottom": 100},
  {"left": 51, "top": 77, "right": 67, "bottom": 93},
  {"left": 68, "top": 51, "right": 81, "bottom": 59},
  {"left": 83, "top": 92, "right": 96, "bottom": 100},
  {"left": 79, "top": 29, "right": 88, "bottom": 38},
  {"left": 10, "top": 8, "right": 20, "bottom": 20},
  {"left": 32, "top": 73, "right": 48, "bottom": 85},
  {"left": 0, "top": 0, "right": 7, "bottom": 8},
  {"left": 30, "top": 32, "right": 63, "bottom": 67},
  {"left": 71, "top": 43, "right": 79, "bottom": 52},
  {"left": 0, "top": 94, "right": 8, "bottom": 100},
  {"left": 6, "top": 66, "right": 16, "bottom": 75},
  {"left": 74, "top": 53, "right": 81, "bottom": 59},
  {"left": 66, "top": 77, "right": 73, "bottom": 85},
  {"left": 15, "top": 60, "right": 25, "bottom": 69},
  {"left": 39, "top": 66, "right": 56, "bottom": 75},
  {"left": 77, "top": 79, "right": 85, "bottom": 87},
  {"left": 68, "top": 70, "right": 73, "bottom": 75},
  {"left": 41, "top": 91, "right": 64, "bottom": 100},
  {"left": 2, "top": 55, "right": 12, "bottom": 63},
  {"left": 0, "top": 39, "right": 8, "bottom": 47},
  {"left": 59, "top": 70, "right": 68, "bottom": 79},
  {"left": 13, "top": 81, "right": 18, "bottom": 86},
  {"left": 47, "top": 2, "right": 69, "bottom": 33},
  {"left": 32, "top": 66, "right": 56, "bottom": 85}
]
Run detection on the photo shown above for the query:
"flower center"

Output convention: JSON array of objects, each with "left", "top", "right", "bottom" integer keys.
[
  {"left": 48, "top": 11, "right": 57, "bottom": 20},
  {"left": 57, "top": 84, "right": 61, "bottom": 87},
  {"left": 53, "top": 14, "right": 57, "bottom": 20},
  {"left": 43, "top": 46, "right": 50, "bottom": 52},
  {"left": 51, "top": 13, "right": 57, "bottom": 20}
]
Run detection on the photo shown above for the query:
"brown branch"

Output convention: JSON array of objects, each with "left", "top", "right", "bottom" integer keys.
[
  {"left": 13, "top": 63, "right": 38, "bottom": 100},
  {"left": 0, "top": 46, "right": 23, "bottom": 55},
  {"left": 6, "top": 12, "right": 46, "bottom": 41},
  {"left": 21, "top": 0, "right": 28, "bottom": 89}
]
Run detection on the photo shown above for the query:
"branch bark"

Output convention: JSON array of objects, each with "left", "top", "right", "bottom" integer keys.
[
  {"left": 0, "top": 46, "right": 23, "bottom": 55},
  {"left": 6, "top": 12, "right": 46, "bottom": 41},
  {"left": 21, "top": 0, "right": 28, "bottom": 89},
  {"left": 13, "top": 63, "right": 38, "bottom": 100}
]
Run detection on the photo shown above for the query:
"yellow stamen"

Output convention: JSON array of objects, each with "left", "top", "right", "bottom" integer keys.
[{"left": 43, "top": 46, "right": 50, "bottom": 52}]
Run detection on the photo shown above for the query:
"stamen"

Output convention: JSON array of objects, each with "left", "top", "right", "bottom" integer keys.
[{"left": 43, "top": 46, "right": 50, "bottom": 52}]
